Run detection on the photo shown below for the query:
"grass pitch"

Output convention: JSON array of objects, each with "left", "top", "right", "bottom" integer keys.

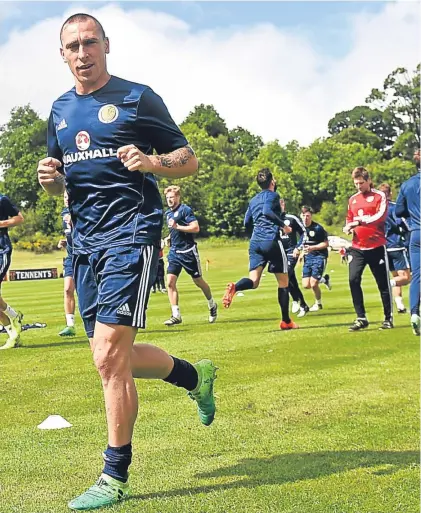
[{"left": 0, "top": 243, "right": 419, "bottom": 513}]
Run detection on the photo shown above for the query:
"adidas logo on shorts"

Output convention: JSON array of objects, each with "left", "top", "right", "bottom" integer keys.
[{"left": 117, "top": 303, "right": 131, "bottom": 316}]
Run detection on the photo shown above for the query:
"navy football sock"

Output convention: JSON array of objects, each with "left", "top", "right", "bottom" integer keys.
[
  {"left": 278, "top": 287, "right": 291, "bottom": 323},
  {"left": 163, "top": 356, "right": 198, "bottom": 391},
  {"left": 103, "top": 443, "right": 132, "bottom": 483},
  {"left": 235, "top": 278, "right": 254, "bottom": 291}
]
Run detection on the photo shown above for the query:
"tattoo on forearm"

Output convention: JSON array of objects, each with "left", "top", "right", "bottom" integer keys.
[{"left": 157, "top": 145, "right": 195, "bottom": 168}]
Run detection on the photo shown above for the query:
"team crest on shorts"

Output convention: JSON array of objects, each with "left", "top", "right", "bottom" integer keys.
[
  {"left": 75, "top": 131, "right": 90, "bottom": 151},
  {"left": 98, "top": 104, "right": 119, "bottom": 123},
  {"left": 284, "top": 220, "right": 290, "bottom": 226}
]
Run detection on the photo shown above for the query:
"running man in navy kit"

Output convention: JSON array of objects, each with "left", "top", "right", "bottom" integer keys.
[
  {"left": 294, "top": 206, "right": 330, "bottom": 313},
  {"left": 0, "top": 194, "right": 24, "bottom": 350},
  {"left": 57, "top": 190, "right": 77, "bottom": 336},
  {"left": 279, "top": 198, "right": 309, "bottom": 318},
  {"left": 164, "top": 186, "right": 217, "bottom": 326},
  {"left": 378, "top": 183, "right": 411, "bottom": 314},
  {"left": 222, "top": 168, "right": 298, "bottom": 330},
  {"left": 396, "top": 148, "right": 421, "bottom": 335},
  {"left": 37, "top": 13, "right": 217, "bottom": 511}
]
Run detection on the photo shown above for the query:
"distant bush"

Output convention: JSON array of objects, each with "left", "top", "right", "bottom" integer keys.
[{"left": 14, "top": 233, "right": 59, "bottom": 253}]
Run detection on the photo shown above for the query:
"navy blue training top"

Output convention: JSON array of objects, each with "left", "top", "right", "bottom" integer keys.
[
  {"left": 280, "top": 213, "right": 306, "bottom": 253},
  {"left": 165, "top": 204, "right": 197, "bottom": 252},
  {"left": 0, "top": 194, "right": 19, "bottom": 255},
  {"left": 385, "top": 201, "right": 407, "bottom": 250},
  {"left": 299, "top": 221, "right": 329, "bottom": 258},
  {"left": 395, "top": 172, "right": 420, "bottom": 231},
  {"left": 61, "top": 207, "right": 73, "bottom": 258},
  {"left": 47, "top": 76, "right": 188, "bottom": 254},
  {"left": 244, "top": 190, "right": 285, "bottom": 241}
]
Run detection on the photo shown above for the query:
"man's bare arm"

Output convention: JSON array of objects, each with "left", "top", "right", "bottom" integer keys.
[
  {"left": 117, "top": 144, "right": 198, "bottom": 179},
  {"left": 0, "top": 212, "right": 24, "bottom": 229}
]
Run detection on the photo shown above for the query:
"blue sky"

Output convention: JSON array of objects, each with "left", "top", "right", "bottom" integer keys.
[
  {"left": 0, "top": 1, "right": 385, "bottom": 56},
  {"left": 0, "top": 1, "right": 418, "bottom": 144}
]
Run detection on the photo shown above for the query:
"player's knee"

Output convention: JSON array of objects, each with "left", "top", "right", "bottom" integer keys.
[
  {"left": 93, "top": 340, "right": 128, "bottom": 382},
  {"left": 167, "top": 279, "right": 177, "bottom": 290},
  {"left": 64, "top": 284, "right": 74, "bottom": 296},
  {"left": 303, "top": 281, "right": 311, "bottom": 289}
]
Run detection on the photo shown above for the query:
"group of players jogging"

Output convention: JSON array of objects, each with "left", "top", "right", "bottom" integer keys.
[{"left": 0, "top": 12, "right": 419, "bottom": 512}]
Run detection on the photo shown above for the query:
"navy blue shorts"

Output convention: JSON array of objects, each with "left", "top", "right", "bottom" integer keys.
[
  {"left": 388, "top": 249, "right": 410, "bottom": 272},
  {"left": 63, "top": 256, "right": 73, "bottom": 278},
  {"left": 0, "top": 252, "right": 11, "bottom": 285},
  {"left": 73, "top": 245, "right": 159, "bottom": 338},
  {"left": 302, "top": 256, "right": 327, "bottom": 280},
  {"left": 249, "top": 239, "right": 288, "bottom": 274},
  {"left": 167, "top": 247, "right": 202, "bottom": 278}
]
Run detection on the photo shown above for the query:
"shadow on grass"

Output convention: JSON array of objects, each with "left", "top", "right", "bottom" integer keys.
[
  {"left": 216, "top": 318, "right": 279, "bottom": 324},
  {"left": 23, "top": 339, "right": 89, "bottom": 349},
  {"left": 130, "top": 450, "right": 419, "bottom": 501}
]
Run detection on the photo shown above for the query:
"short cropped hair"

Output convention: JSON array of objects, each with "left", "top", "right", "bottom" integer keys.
[
  {"left": 164, "top": 186, "right": 181, "bottom": 196},
  {"left": 352, "top": 167, "right": 370, "bottom": 181},
  {"left": 378, "top": 183, "right": 391, "bottom": 196},
  {"left": 256, "top": 168, "right": 273, "bottom": 190},
  {"left": 60, "top": 13, "right": 106, "bottom": 43},
  {"left": 301, "top": 205, "right": 313, "bottom": 215}
]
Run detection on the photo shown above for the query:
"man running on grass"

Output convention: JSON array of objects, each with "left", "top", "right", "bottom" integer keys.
[
  {"left": 37, "top": 13, "right": 217, "bottom": 511},
  {"left": 222, "top": 168, "right": 298, "bottom": 330}
]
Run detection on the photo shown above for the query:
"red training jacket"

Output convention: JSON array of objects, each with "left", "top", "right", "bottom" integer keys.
[{"left": 347, "top": 189, "right": 388, "bottom": 250}]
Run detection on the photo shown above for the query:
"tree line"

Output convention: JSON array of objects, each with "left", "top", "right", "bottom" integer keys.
[{"left": 0, "top": 64, "right": 419, "bottom": 251}]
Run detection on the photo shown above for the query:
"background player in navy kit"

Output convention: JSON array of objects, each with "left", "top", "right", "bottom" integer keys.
[
  {"left": 294, "top": 206, "right": 330, "bottom": 313},
  {"left": 152, "top": 242, "right": 166, "bottom": 293},
  {"left": 279, "top": 198, "right": 309, "bottom": 318},
  {"left": 378, "top": 183, "right": 411, "bottom": 314},
  {"left": 396, "top": 149, "right": 421, "bottom": 335},
  {"left": 57, "top": 191, "right": 77, "bottom": 336},
  {"left": 37, "top": 13, "right": 217, "bottom": 511},
  {"left": 163, "top": 186, "right": 217, "bottom": 326},
  {"left": 222, "top": 169, "right": 298, "bottom": 330},
  {"left": 0, "top": 194, "right": 24, "bottom": 350}
]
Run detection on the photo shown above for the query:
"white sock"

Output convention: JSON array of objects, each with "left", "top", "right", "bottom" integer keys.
[
  {"left": 317, "top": 299, "right": 322, "bottom": 305},
  {"left": 171, "top": 305, "right": 181, "bottom": 318},
  {"left": 390, "top": 279, "right": 397, "bottom": 287},
  {"left": 207, "top": 297, "right": 215, "bottom": 309},
  {"left": 394, "top": 297, "right": 405, "bottom": 310},
  {"left": 4, "top": 305, "right": 17, "bottom": 319},
  {"left": 319, "top": 277, "right": 326, "bottom": 284},
  {"left": 4, "top": 325, "right": 12, "bottom": 335},
  {"left": 66, "top": 314, "right": 75, "bottom": 327}
]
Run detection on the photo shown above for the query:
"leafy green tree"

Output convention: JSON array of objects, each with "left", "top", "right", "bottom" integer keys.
[
  {"left": 293, "top": 139, "right": 381, "bottom": 210},
  {"left": 228, "top": 127, "right": 263, "bottom": 165},
  {"left": 327, "top": 106, "right": 397, "bottom": 150},
  {"left": 250, "top": 141, "right": 302, "bottom": 212},
  {"left": 205, "top": 165, "right": 250, "bottom": 237},
  {"left": 0, "top": 105, "right": 47, "bottom": 208},
  {"left": 366, "top": 64, "right": 420, "bottom": 146},
  {"left": 183, "top": 104, "right": 228, "bottom": 138},
  {"left": 332, "top": 127, "right": 383, "bottom": 150}
]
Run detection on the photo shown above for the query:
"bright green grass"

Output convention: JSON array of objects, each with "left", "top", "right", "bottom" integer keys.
[{"left": 0, "top": 244, "right": 419, "bottom": 513}]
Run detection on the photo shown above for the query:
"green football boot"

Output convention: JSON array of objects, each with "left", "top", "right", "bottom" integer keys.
[
  {"left": 188, "top": 359, "right": 218, "bottom": 426},
  {"left": 68, "top": 473, "right": 129, "bottom": 511},
  {"left": 59, "top": 326, "right": 76, "bottom": 337}
]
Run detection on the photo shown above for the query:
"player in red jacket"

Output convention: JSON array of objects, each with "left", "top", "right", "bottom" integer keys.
[{"left": 343, "top": 167, "right": 393, "bottom": 331}]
